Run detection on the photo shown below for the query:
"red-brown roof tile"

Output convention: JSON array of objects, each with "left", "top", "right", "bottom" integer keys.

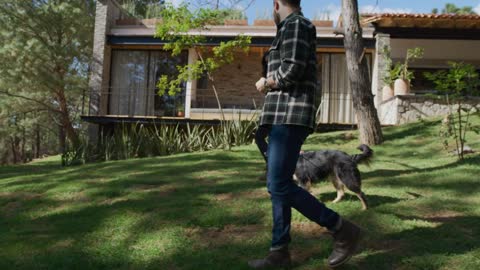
[{"left": 361, "top": 13, "right": 480, "bottom": 20}]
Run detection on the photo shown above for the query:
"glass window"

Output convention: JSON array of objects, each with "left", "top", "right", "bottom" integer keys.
[
  {"left": 109, "top": 51, "right": 149, "bottom": 116},
  {"left": 109, "top": 50, "right": 188, "bottom": 117}
]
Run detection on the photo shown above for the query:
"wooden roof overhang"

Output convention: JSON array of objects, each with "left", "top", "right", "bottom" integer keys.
[{"left": 361, "top": 13, "right": 480, "bottom": 40}]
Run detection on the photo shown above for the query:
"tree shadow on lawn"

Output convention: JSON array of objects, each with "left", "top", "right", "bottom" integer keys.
[
  {"left": 0, "top": 187, "right": 267, "bottom": 270},
  {"left": 350, "top": 214, "right": 480, "bottom": 270},
  {"left": 363, "top": 154, "right": 480, "bottom": 181},
  {"left": 382, "top": 120, "right": 440, "bottom": 142},
  {"left": 0, "top": 150, "right": 274, "bottom": 269},
  {"left": 1, "top": 150, "right": 264, "bottom": 192},
  {"left": 306, "top": 132, "right": 357, "bottom": 146}
]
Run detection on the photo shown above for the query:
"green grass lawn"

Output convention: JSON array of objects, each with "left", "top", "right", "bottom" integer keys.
[{"left": 1, "top": 116, "right": 480, "bottom": 270}]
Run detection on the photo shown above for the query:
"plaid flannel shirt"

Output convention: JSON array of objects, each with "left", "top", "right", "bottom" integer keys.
[{"left": 259, "top": 11, "right": 317, "bottom": 131}]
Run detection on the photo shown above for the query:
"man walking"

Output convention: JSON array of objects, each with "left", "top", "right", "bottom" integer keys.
[{"left": 250, "top": 0, "right": 362, "bottom": 268}]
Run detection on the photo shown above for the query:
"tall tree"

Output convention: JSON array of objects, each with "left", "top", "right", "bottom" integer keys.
[
  {"left": 432, "top": 3, "right": 477, "bottom": 15},
  {"left": 341, "top": 0, "right": 384, "bottom": 145},
  {"left": 155, "top": 3, "right": 251, "bottom": 108},
  {"left": 0, "top": 0, "right": 95, "bottom": 152},
  {"left": 0, "top": 95, "right": 51, "bottom": 164}
]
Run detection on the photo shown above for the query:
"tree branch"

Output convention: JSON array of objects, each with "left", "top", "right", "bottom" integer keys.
[{"left": 0, "top": 90, "right": 61, "bottom": 114}]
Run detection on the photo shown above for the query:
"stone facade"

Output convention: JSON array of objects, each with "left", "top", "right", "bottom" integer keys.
[
  {"left": 372, "top": 33, "right": 391, "bottom": 107},
  {"left": 379, "top": 95, "right": 480, "bottom": 125},
  {"left": 87, "top": 0, "right": 129, "bottom": 141}
]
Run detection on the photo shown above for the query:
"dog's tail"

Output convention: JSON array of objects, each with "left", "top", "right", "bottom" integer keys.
[{"left": 351, "top": 144, "right": 373, "bottom": 165}]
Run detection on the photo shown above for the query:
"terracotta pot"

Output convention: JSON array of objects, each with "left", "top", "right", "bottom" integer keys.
[
  {"left": 253, "top": 20, "right": 275, "bottom": 26},
  {"left": 141, "top": 18, "right": 162, "bottom": 26},
  {"left": 394, "top": 79, "right": 411, "bottom": 96},
  {"left": 177, "top": 111, "right": 185, "bottom": 117},
  {"left": 312, "top": 20, "right": 334, "bottom": 27},
  {"left": 382, "top": 85, "right": 394, "bottom": 101},
  {"left": 224, "top": 19, "right": 248, "bottom": 26},
  {"left": 115, "top": 18, "right": 139, "bottom": 26}
]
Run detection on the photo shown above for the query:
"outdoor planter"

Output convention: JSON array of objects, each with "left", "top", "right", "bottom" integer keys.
[
  {"left": 141, "top": 18, "right": 162, "bottom": 26},
  {"left": 312, "top": 20, "right": 334, "bottom": 27},
  {"left": 394, "top": 78, "right": 411, "bottom": 95},
  {"left": 177, "top": 111, "right": 185, "bottom": 117},
  {"left": 224, "top": 19, "right": 248, "bottom": 26},
  {"left": 115, "top": 18, "right": 139, "bottom": 26},
  {"left": 382, "top": 85, "right": 394, "bottom": 100},
  {"left": 253, "top": 20, "right": 275, "bottom": 26}
]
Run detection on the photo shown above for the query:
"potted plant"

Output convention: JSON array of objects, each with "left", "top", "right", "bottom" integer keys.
[
  {"left": 381, "top": 47, "right": 401, "bottom": 101},
  {"left": 253, "top": 9, "right": 275, "bottom": 26},
  {"left": 223, "top": 9, "right": 248, "bottom": 26},
  {"left": 141, "top": 18, "right": 162, "bottom": 26},
  {"left": 116, "top": 17, "right": 139, "bottom": 26},
  {"left": 383, "top": 65, "right": 402, "bottom": 100},
  {"left": 176, "top": 102, "right": 185, "bottom": 117},
  {"left": 117, "top": 0, "right": 139, "bottom": 25},
  {"left": 311, "top": 11, "right": 334, "bottom": 27},
  {"left": 394, "top": 47, "right": 424, "bottom": 96}
]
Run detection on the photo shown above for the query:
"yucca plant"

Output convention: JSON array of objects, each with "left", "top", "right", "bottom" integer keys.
[{"left": 62, "top": 113, "right": 259, "bottom": 166}]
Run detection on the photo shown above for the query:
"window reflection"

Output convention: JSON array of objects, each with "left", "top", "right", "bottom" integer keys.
[{"left": 109, "top": 50, "right": 188, "bottom": 117}]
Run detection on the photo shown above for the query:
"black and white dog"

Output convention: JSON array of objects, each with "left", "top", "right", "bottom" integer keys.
[{"left": 293, "top": 145, "right": 373, "bottom": 210}]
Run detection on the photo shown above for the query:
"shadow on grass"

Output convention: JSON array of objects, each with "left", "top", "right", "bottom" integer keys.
[
  {"left": 351, "top": 215, "right": 480, "bottom": 270},
  {"left": 364, "top": 154, "right": 480, "bottom": 180},
  {"left": 0, "top": 149, "right": 271, "bottom": 270},
  {"left": 382, "top": 120, "right": 440, "bottom": 141},
  {"left": 306, "top": 132, "right": 357, "bottom": 146}
]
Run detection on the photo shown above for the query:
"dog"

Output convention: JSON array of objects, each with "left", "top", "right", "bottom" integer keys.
[{"left": 293, "top": 145, "right": 373, "bottom": 210}]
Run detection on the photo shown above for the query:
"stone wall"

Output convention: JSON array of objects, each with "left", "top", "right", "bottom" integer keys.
[{"left": 379, "top": 95, "right": 480, "bottom": 125}]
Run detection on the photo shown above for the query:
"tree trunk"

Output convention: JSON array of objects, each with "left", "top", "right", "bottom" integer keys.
[
  {"left": 59, "top": 124, "right": 66, "bottom": 154},
  {"left": 56, "top": 88, "right": 80, "bottom": 148},
  {"left": 342, "top": 0, "right": 384, "bottom": 145},
  {"left": 35, "top": 124, "right": 41, "bottom": 159},
  {"left": 10, "top": 136, "right": 21, "bottom": 164},
  {"left": 21, "top": 124, "right": 26, "bottom": 163},
  {"left": 10, "top": 138, "right": 17, "bottom": 164}
]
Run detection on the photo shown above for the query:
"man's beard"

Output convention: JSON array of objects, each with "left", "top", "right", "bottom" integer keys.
[{"left": 273, "top": 11, "right": 281, "bottom": 25}]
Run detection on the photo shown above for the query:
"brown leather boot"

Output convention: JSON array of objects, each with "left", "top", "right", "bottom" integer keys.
[
  {"left": 248, "top": 246, "right": 291, "bottom": 269},
  {"left": 328, "top": 219, "right": 362, "bottom": 268}
]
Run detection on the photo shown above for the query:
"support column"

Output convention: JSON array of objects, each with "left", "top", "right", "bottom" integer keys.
[
  {"left": 87, "top": 0, "right": 115, "bottom": 143},
  {"left": 185, "top": 48, "right": 198, "bottom": 119},
  {"left": 372, "top": 33, "right": 391, "bottom": 109}
]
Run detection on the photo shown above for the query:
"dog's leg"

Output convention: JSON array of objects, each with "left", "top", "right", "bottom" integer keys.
[
  {"left": 293, "top": 174, "right": 311, "bottom": 191},
  {"left": 331, "top": 177, "right": 345, "bottom": 203},
  {"left": 305, "top": 177, "right": 312, "bottom": 191},
  {"left": 356, "top": 192, "right": 368, "bottom": 210}
]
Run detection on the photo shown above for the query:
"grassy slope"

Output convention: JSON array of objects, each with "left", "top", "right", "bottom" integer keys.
[{"left": 1, "top": 116, "right": 479, "bottom": 270}]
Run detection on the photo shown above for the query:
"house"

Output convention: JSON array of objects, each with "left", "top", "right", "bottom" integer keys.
[
  {"left": 83, "top": 1, "right": 480, "bottom": 141},
  {"left": 367, "top": 13, "right": 480, "bottom": 125}
]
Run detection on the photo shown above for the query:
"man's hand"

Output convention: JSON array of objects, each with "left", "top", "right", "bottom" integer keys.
[
  {"left": 256, "top": 77, "right": 267, "bottom": 93},
  {"left": 266, "top": 76, "right": 278, "bottom": 89}
]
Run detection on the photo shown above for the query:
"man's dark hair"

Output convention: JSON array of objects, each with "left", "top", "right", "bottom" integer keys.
[{"left": 279, "top": 0, "right": 301, "bottom": 7}]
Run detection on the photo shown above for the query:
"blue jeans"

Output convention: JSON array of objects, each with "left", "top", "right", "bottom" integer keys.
[
  {"left": 255, "top": 125, "right": 270, "bottom": 163},
  {"left": 266, "top": 125, "right": 340, "bottom": 248}
]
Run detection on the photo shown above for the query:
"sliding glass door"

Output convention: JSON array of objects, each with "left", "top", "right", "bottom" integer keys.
[
  {"left": 317, "top": 53, "right": 371, "bottom": 125},
  {"left": 109, "top": 50, "right": 187, "bottom": 117},
  {"left": 110, "top": 51, "right": 148, "bottom": 116}
]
